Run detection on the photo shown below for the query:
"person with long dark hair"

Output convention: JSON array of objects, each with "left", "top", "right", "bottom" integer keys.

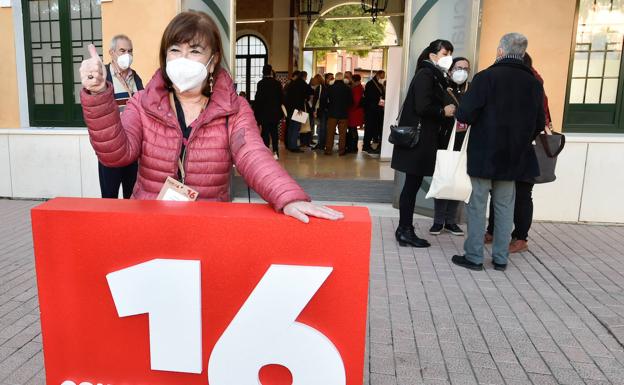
[{"left": 391, "top": 39, "right": 456, "bottom": 248}]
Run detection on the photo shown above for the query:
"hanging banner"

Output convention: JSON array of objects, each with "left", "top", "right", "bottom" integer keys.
[{"left": 32, "top": 198, "right": 371, "bottom": 385}]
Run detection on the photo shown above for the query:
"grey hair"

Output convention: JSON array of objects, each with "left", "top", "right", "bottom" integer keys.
[
  {"left": 498, "top": 33, "right": 528, "bottom": 56},
  {"left": 335, "top": 72, "right": 344, "bottom": 80},
  {"left": 110, "top": 34, "right": 132, "bottom": 50}
]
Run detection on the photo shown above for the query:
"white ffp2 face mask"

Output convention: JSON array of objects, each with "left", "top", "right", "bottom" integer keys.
[
  {"left": 117, "top": 53, "right": 133, "bottom": 70},
  {"left": 451, "top": 69, "right": 468, "bottom": 85},
  {"left": 437, "top": 55, "right": 454, "bottom": 71},
  {"left": 166, "top": 55, "right": 214, "bottom": 93}
]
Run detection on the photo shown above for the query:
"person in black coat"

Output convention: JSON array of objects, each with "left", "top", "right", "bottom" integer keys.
[
  {"left": 452, "top": 33, "right": 545, "bottom": 272},
  {"left": 363, "top": 70, "right": 386, "bottom": 154},
  {"left": 325, "top": 72, "right": 353, "bottom": 155},
  {"left": 312, "top": 73, "right": 333, "bottom": 151},
  {"left": 430, "top": 57, "right": 472, "bottom": 237},
  {"left": 284, "top": 71, "right": 313, "bottom": 152},
  {"left": 253, "top": 64, "right": 284, "bottom": 158},
  {"left": 391, "top": 39, "right": 456, "bottom": 248}
]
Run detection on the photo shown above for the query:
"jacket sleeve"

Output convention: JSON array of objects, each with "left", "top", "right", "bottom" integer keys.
[
  {"left": 229, "top": 99, "right": 310, "bottom": 211},
  {"left": 456, "top": 72, "right": 487, "bottom": 125},
  {"left": 81, "top": 83, "right": 143, "bottom": 167},
  {"left": 412, "top": 69, "right": 444, "bottom": 119},
  {"left": 535, "top": 83, "right": 546, "bottom": 138}
]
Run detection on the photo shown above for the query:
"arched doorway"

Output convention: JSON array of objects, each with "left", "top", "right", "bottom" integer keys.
[{"left": 234, "top": 34, "right": 268, "bottom": 100}]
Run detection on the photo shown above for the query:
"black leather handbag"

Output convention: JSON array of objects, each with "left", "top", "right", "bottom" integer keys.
[
  {"left": 389, "top": 120, "right": 422, "bottom": 148},
  {"left": 388, "top": 92, "right": 423, "bottom": 149}
]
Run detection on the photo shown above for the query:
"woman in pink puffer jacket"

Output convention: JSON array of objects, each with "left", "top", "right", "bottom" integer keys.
[{"left": 79, "top": 11, "right": 342, "bottom": 223}]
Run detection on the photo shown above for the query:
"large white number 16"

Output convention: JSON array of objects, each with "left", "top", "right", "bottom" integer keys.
[{"left": 107, "top": 260, "right": 346, "bottom": 385}]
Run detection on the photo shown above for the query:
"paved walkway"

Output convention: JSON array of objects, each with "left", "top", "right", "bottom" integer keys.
[{"left": 1, "top": 199, "right": 624, "bottom": 384}]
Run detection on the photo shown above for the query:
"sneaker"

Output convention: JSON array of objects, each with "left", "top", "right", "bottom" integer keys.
[
  {"left": 451, "top": 255, "right": 484, "bottom": 271},
  {"left": 444, "top": 224, "right": 464, "bottom": 236},
  {"left": 484, "top": 232, "right": 493, "bottom": 244},
  {"left": 429, "top": 223, "right": 444, "bottom": 235},
  {"left": 493, "top": 262, "right": 507, "bottom": 271},
  {"left": 273, "top": 153, "right": 279, "bottom": 160},
  {"left": 509, "top": 239, "right": 528, "bottom": 253}
]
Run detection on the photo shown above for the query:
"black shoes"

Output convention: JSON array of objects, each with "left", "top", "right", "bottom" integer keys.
[
  {"left": 493, "top": 262, "right": 507, "bottom": 271},
  {"left": 429, "top": 223, "right": 444, "bottom": 235},
  {"left": 395, "top": 226, "right": 431, "bottom": 248},
  {"left": 451, "top": 255, "right": 484, "bottom": 271},
  {"left": 444, "top": 224, "right": 464, "bottom": 236}
]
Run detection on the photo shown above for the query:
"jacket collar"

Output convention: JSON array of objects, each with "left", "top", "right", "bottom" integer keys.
[
  {"left": 418, "top": 60, "right": 448, "bottom": 86},
  {"left": 141, "top": 69, "right": 240, "bottom": 128},
  {"left": 490, "top": 58, "right": 533, "bottom": 76}
]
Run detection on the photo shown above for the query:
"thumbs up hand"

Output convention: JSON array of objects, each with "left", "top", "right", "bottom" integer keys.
[{"left": 80, "top": 44, "right": 107, "bottom": 93}]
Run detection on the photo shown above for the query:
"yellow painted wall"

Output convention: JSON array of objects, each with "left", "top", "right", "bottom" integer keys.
[
  {"left": 101, "top": 0, "right": 181, "bottom": 83},
  {"left": 0, "top": 8, "right": 21, "bottom": 128},
  {"left": 478, "top": 0, "right": 577, "bottom": 132}
]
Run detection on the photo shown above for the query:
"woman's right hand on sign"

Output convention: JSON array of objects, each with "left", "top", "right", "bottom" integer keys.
[
  {"left": 80, "top": 44, "right": 107, "bottom": 94},
  {"left": 444, "top": 104, "right": 456, "bottom": 117}
]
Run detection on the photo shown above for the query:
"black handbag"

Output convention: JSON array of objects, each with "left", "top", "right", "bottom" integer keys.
[
  {"left": 389, "top": 121, "right": 422, "bottom": 148},
  {"left": 388, "top": 95, "right": 422, "bottom": 148},
  {"left": 530, "top": 132, "right": 565, "bottom": 184}
]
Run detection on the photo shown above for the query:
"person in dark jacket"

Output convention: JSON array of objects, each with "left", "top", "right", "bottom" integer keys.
[
  {"left": 485, "top": 52, "right": 553, "bottom": 254},
  {"left": 391, "top": 39, "right": 456, "bottom": 248},
  {"left": 325, "top": 72, "right": 353, "bottom": 155},
  {"left": 100, "top": 34, "right": 144, "bottom": 200},
  {"left": 430, "top": 57, "right": 472, "bottom": 237},
  {"left": 284, "top": 71, "right": 313, "bottom": 152},
  {"left": 363, "top": 70, "right": 386, "bottom": 154},
  {"left": 452, "top": 33, "right": 545, "bottom": 272},
  {"left": 253, "top": 64, "right": 284, "bottom": 159},
  {"left": 312, "top": 72, "right": 333, "bottom": 151}
]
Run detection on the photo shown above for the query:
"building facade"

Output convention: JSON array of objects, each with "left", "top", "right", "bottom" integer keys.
[{"left": 0, "top": 0, "right": 623, "bottom": 223}]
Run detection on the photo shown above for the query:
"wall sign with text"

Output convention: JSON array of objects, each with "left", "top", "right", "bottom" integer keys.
[{"left": 31, "top": 198, "right": 371, "bottom": 385}]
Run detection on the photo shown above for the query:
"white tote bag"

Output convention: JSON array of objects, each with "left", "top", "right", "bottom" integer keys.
[
  {"left": 425, "top": 122, "right": 472, "bottom": 203},
  {"left": 291, "top": 109, "right": 309, "bottom": 124}
]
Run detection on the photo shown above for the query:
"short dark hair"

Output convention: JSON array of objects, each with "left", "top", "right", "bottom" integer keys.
[
  {"left": 262, "top": 64, "right": 273, "bottom": 76},
  {"left": 450, "top": 57, "right": 470, "bottom": 72},
  {"left": 300, "top": 71, "right": 308, "bottom": 79},
  {"left": 417, "top": 39, "right": 454, "bottom": 69},
  {"left": 292, "top": 70, "right": 300, "bottom": 78},
  {"left": 352, "top": 74, "right": 361, "bottom": 82},
  {"left": 159, "top": 11, "right": 224, "bottom": 96},
  {"left": 324, "top": 72, "right": 334, "bottom": 81}
]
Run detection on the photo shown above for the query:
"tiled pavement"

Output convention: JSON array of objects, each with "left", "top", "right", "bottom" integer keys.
[{"left": 1, "top": 199, "right": 624, "bottom": 384}]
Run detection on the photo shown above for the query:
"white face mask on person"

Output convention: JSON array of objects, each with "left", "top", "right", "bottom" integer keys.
[
  {"left": 117, "top": 53, "right": 133, "bottom": 70},
  {"left": 166, "top": 55, "right": 214, "bottom": 93},
  {"left": 451, "top": 69, "right": 468, "bottom": 84},
  {"left": 436, "top": 55, "right": 454, "bottom": 71}
]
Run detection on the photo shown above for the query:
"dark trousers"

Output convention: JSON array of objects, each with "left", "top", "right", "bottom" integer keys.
[
  {"left": 325, "top": 118, "right": 348, "bottom": 155},
  {"left": 364, "top": 112, "right": 383, "bottom": 149},
  {"left": 260, "top": 119, "right": 279, "bottom": 154},
  {"left": 346, "top": 126, "right": 359, "bottom": 152},
  {"left": 433, "top": 199, "right": 461, "bottom": 225},
  {"left": 487, "top": 181, "right": 534, "bottom": 241},
  {"left": 98, "top": 161, "right": 138, "bottom": 199},
  {"left": 399, "top": 174, "right": 424, "bottom": 228}
]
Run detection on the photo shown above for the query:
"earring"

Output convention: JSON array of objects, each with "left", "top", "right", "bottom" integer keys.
[{"left": 209, "top": 72, "right": 214, "bottom": 94}]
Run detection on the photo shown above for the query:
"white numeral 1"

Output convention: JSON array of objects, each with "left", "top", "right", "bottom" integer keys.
[
  {"left": 208, "top": 264, "right": 346, "bottom": 385},
  {"left": 106, "top": 259, "right": 202, "bottom": 374}
]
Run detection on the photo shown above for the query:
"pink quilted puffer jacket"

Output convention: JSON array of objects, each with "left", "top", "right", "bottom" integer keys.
[{"left": 81, "top": 69, "right": 310, "bottom": 210}]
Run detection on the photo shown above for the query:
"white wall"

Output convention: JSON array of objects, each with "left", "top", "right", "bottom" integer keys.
[{"left": 1, "top": 129, "right": 623, "bottom": 224}]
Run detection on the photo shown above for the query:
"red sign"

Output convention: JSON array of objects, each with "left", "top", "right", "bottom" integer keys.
[{"left": 31, "top": 198, "right": 371, "bottom": 385}]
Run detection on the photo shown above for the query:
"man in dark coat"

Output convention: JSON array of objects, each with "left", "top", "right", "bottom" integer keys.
[
  {"left": 253, "top": 64, "right": 284, "bottom": 158},
  {"left": 284, "top": 71, "right": 312, "bottom": 152},
  {"left": 452, "top": 33, "right": 545, "bottom": 272},
  {"left": 363, "top": 70, "right": 386, "bottom": 154},
  {"left": 325, "top": 72, "right": 353, "bottom": 155},
  {"left": 312, "top": 72, "right": 333, "bottom": 151}
]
